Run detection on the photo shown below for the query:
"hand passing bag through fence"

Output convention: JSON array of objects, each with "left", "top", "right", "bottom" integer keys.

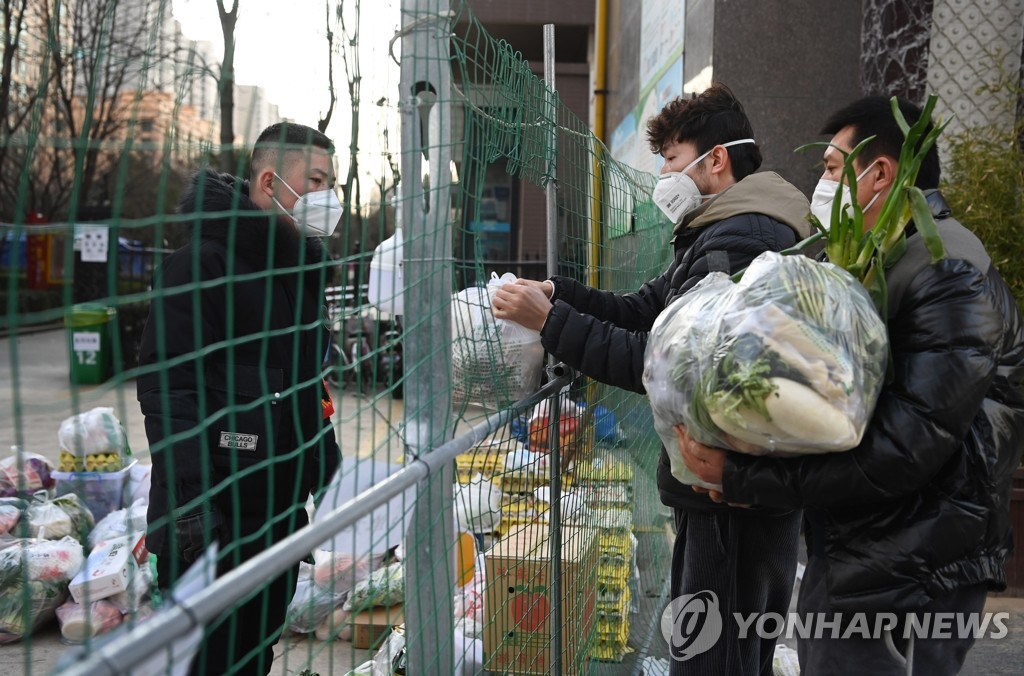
[
  {"left": 451, "top": 272, "right": 545, "bottom": 408},
  {"left": 643, "top": 251, "right": 888, "bottom": 487}
]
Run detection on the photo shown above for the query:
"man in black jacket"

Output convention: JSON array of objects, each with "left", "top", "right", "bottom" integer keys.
[
  {"left": 681, "top": 97, "right": 1024, "bottom": 674},
  {"left": 493, "top": 85, "right": 811, "bottom": 675},
  {"left": 138, "top": 122, "right": 342, "bottom": 675}
]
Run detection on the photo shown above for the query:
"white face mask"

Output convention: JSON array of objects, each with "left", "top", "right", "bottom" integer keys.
[
  {"left": 809, "top": 161, "right": 881, "bottom": 231},
  {"left": 652, "top": 138, "right": 756, "bottom": 224},
  {"left": 272, "top": 173, "right": 343, "bottom": 237}
]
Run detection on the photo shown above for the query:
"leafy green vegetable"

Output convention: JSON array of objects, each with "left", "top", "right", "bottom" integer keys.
[{"left": 798, "top": 93, "right": 948, "bottom": 315}]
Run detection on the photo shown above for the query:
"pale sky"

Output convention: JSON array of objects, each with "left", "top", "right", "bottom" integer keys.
[{"left": 171, "top": 0, "right": 402, "bottom": 186}]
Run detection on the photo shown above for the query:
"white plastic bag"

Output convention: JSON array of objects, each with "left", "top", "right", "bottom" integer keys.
[
  {"left": 454, "top": 474, "right": 503, "bottom": 533},
  {"left": 343, "top": 561, "right": 404, "bottom": 611},
  {"left": 89, "top": 499, "right": 148, "bottom": 549},
  {"left": 643, "top": 252, "right": 888, "bottom": 487},
  {"left": 125, "top": 463, "right": 151, "bottom": 507},
  {"left": 56, "top": 599, "right": 123, "bottom": 643},
  {"left": 287, "top": 562, "right": 347, "bottom": 634},
  {"left": 312, "top": 550, "right": 376, "bottom": 597},
  {"left": 0, "top": 536, "right": 83, "bottom": 643},
  {"left": 451, "top": 272, "right": 545, "bottom": 407},
  {"left": 314, "top": 459, "right": 415, "bottom": 556},
  {"left": 58, "top": 407, "right": 129, "bottom": 459},
  {"left": 372, "top": 626, "right": 406, "bottom": 676}
]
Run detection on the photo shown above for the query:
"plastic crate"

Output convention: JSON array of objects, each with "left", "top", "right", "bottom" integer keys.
[{"left": 52, "top": 461, "right": 136, "bottom": 523}]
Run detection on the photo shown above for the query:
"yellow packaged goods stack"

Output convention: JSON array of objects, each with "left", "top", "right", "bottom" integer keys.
[
  {"left": 575, "top": 453, "right": 636, "bottom": 663},
  {"left": 483, "top": 525, "right": 597, "bottom": 675},
  {"left": 454, "top": 442, "right": 506, "bottom": 485},
  {"left": 496, "top": 493, "right": 539, "bottom": 539},
  {"left": 495, "top": 447, "right": 549, "bottom": 496},
  {"left": 492, "top": 444, "right": 548, "bottom": 538},
  {"left": 573, "top": 455, "right": 634, "bottom": 485}
]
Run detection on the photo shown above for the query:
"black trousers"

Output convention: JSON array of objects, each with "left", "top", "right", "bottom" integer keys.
[
  {"left": 797, "top": 553, "right": 988, "bottom": 675},
  {"left": 669, "top": 508, "right": 802, "bottom": 676},
  {"left": 155, "top": 517, "right": 301, "bottom": 676}
]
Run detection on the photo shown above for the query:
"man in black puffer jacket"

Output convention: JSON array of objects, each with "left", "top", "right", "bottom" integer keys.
[
  {"left": 493, "top": 85, "right": 811, "bottom": 676},
  {"left": 138, "top": 123, "right": 342, "bottom": 675},
  {"left": 682, "top": 97, "right": 1024, "bottom": 675}
]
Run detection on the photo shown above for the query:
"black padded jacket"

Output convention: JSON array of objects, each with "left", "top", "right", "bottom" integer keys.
[
  {"left": 540, "top": 171, "right": 812, "bottom": 513},
  {"left": 137, "top": 169, "right": 341, "bottom": 559},
  {"left": 724, "top": 191, "right": 1024, "bottom": 611}
]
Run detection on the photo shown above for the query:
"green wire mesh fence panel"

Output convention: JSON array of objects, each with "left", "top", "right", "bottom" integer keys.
[
  {"left": 0, "top": 0, "right": 675, "bottom": 673},
  {"left": 444, "top": 2, "right": 673, "bottom": 673}
]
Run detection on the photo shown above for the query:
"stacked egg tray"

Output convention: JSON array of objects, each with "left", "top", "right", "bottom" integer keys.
[{"left": 577, "top": 473, "right": 635, "bottom": 663}]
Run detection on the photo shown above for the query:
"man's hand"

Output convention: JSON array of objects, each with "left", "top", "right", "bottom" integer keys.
[
  {"left": 491, "top": 279, "right": 554, "bottom": 331},
  {"left": 674, "top": 424, "right": 750, "bottom": 507}
]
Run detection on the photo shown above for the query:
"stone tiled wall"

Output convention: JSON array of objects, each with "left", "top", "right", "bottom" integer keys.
[{"left": 927, "top": 0, "right": 1024, "bottom": 137}]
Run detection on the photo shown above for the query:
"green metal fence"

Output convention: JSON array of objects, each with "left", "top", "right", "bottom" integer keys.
[{"left": 0, "top": 0, "right": 675, "bottom": 673}]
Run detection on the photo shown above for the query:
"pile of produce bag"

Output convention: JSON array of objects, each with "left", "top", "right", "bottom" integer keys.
[{"left": 0, "top": 536, "right": 84, "bottom": 643}]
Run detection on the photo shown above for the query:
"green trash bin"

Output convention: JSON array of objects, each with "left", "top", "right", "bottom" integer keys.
[{"left": 65, "top": 304, "right": 117, "bottom": 385}]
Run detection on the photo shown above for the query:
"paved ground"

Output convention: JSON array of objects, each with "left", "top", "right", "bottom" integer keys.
[{"left": 1, "top": 328, "right": 1022, "bottom": 674}]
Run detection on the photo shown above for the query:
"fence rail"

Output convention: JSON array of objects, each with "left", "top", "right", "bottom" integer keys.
[{"left": 57, "top": 370, "right": 576, "bottom": 676}]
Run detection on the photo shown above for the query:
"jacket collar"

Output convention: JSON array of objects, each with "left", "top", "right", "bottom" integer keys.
[{"left": 178, "top": 168, "right": 328, "bottom": 273}]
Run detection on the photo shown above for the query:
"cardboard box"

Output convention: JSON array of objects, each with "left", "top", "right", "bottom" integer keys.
[
  {"left": 483, "top": 525, "right": 597, "bottom": 675},
  {"left": 349, "top": 604, "right": 403, "bottom": 650},
  {"left": 69, "top": 536, "right": 137, "bottom": 603}
]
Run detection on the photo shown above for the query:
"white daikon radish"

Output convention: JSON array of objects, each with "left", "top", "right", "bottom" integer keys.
[{"left": 763, "top": 377, "right": 859, "bottom": 450}]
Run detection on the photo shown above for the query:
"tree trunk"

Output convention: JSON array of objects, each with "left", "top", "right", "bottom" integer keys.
[{"left": 217, "top": 1, "right": 239, "bottom": 173}]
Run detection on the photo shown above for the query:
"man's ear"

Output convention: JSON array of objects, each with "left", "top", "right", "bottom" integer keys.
[
  {"left": 707, "top": 145, "right": 730, "bottom": 176},
  {"left": 255, "top": 168, "right": 275, "bottom": 198},
  {"left": 866, "top": 156, "right": 896, "bottom": 193}
]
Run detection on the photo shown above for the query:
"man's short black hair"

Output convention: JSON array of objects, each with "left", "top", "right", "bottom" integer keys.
[
  {"left": 646, "top": 84, "right": 763, "bottom": 180},
  {"left": 250, "top": 123, "right": 334, "bottom": 181},
  {"left": 821, "top": 96, "right": 940, "bottom": 189}
]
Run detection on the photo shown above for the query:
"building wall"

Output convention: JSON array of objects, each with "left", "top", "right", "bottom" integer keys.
[
  {"left": 234, "top": 84, "right": 279, "bottom": 147},
  {"left": 517, "top": 63, "right": 592, "bottom": 260},
  {"left": 468, "top": 0, "right": 595, "bottom": 26},
  {"left": 602, "top": 0, "right": 862, "bottom": 195},
  {"left": 712, "top": 0, "right": 863, "bottom": 194},
  {"left": 460, "top": 2, "right": 596, "bottom": 270}
]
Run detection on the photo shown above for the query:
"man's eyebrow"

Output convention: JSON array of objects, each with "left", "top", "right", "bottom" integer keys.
[{"left": 310, "top": 168, "right": 329, "bottom": 177}]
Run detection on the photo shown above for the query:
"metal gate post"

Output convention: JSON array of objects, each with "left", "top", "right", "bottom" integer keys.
[{"left": 400, "top": 1, "right": 455, "bottom": 673}]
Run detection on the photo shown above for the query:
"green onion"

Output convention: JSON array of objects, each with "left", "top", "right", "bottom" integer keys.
[{"left": 797, "top": 94, "right": 948, "bottom": 314}]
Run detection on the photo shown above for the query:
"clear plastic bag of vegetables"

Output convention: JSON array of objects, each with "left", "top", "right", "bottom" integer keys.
[
  {"left": 0, "top": 536, "right": 84, "bottom": 643},
  {"left": 643, "top": 251, "right": 888, "bottom": 487}
]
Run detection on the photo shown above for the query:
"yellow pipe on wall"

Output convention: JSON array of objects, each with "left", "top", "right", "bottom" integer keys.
[{"left": 589, "top": 0, "right": 609, "bottom": 288}]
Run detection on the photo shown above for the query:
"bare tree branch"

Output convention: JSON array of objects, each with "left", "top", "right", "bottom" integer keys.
[{"left": 317, "top": 0, "right": 337, "bottom": 133}]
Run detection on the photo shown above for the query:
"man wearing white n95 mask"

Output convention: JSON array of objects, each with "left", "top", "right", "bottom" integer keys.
[
  {"left": 493, "top": 84, "right": 811, "bottom": 676},
  {"left": 138, "top": 122, "right": 342, "bottom": 675}
]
